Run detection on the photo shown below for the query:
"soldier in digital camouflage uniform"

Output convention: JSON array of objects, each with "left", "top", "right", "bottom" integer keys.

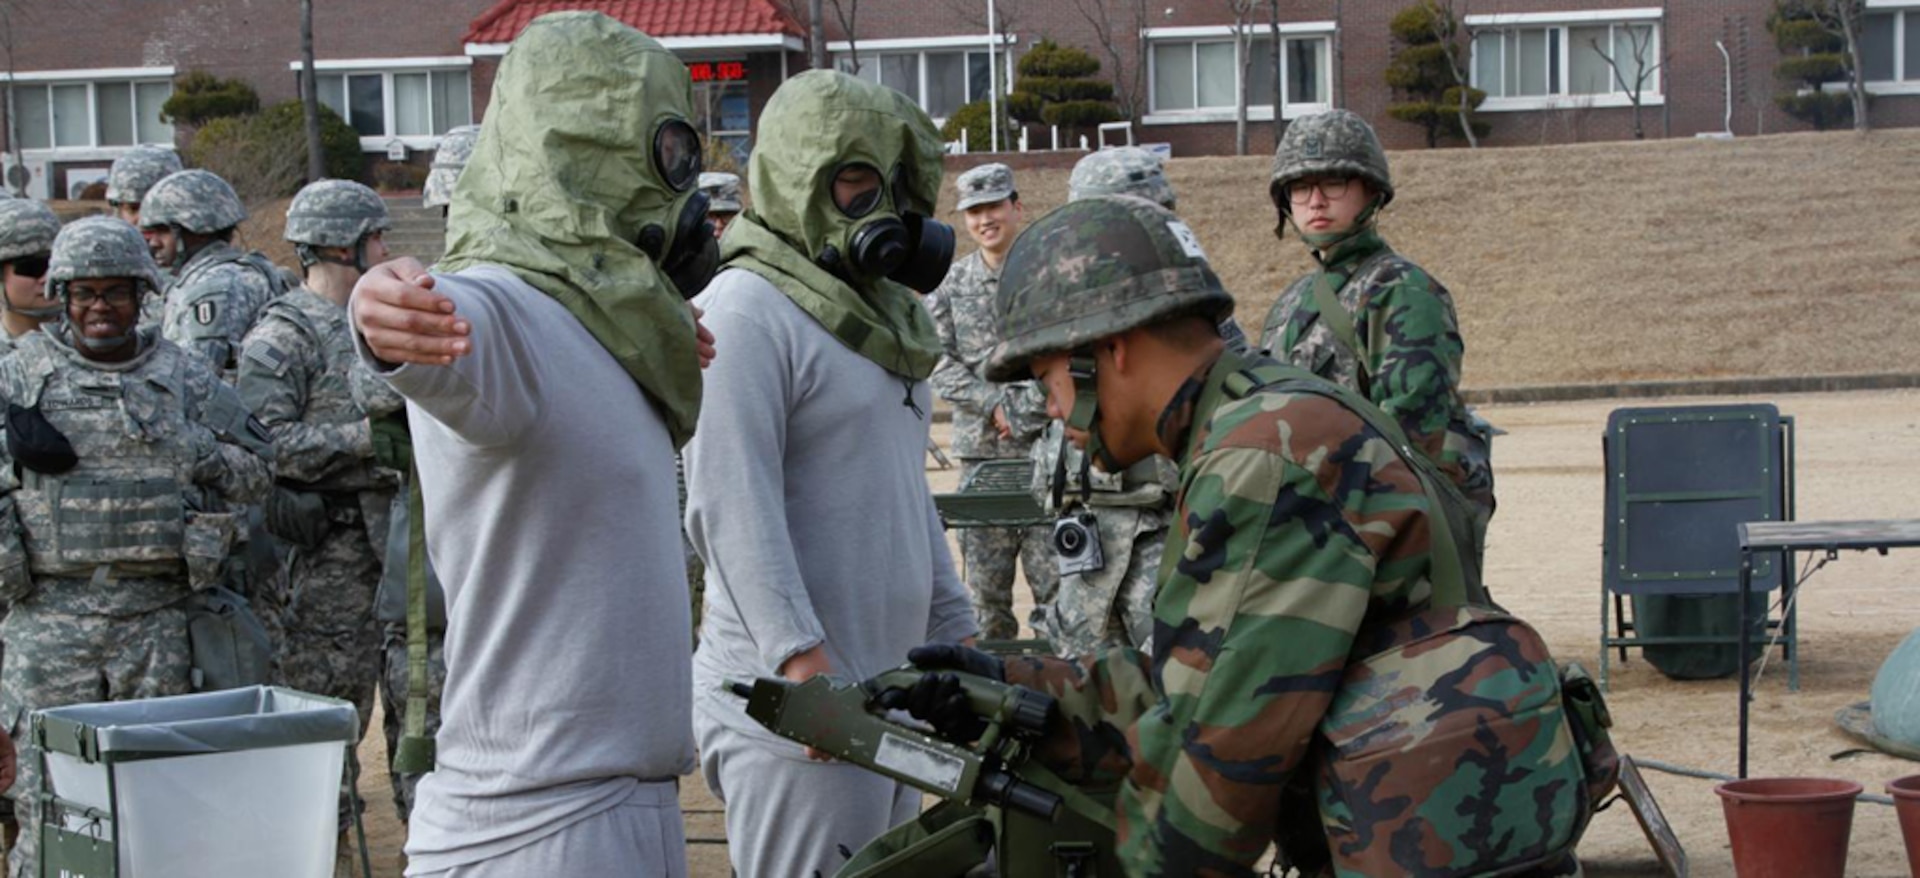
[
  {"left": 698, "top": 171, "right": 743, "bottom": 237},
  {"left": 885, "top": 196, "right": 1590, "bottom": 877},
  {"left": 106, "top": 146, "right": 183, "bottom": 229},
  {"left": 139, "top": 168, "right": 287, "bottom": 377},
  {"left": 0, "top": 199, "right": 62, "bottom": 357},
  {"left": 421, "top": 124, "right": 481, "bottom": 214},
  {"left": 927, "top": 162, "right": 1056, "bottom": 640},
  {"left": 1257, "top": 110, "right": 1495, "bottom": 566},
  {"left": 0, "top": 216, "right": 272, "bottom": 878},
  {"left": 237, "top": 180, "right": 399, "bottom": 831}
]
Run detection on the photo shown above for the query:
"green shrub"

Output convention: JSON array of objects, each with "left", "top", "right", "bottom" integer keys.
[
  {"left": 1767, "top": 0, "right": 1860, "bottom": 130},
  {"left": 1041, "top": 100, "right": 1122, "bottom": 129},
  {"left": 1016, "top": 41, "right": 1101, "bottom": 79},
  {"left": 1384, "top": 2, "right": 1486, "bottom": 147},
  {"left": 188, "top": 101, "right": 364, "bottom": 204},
  {"left": 940, "top": 100, "right": 995, "bottom": 151},
  {"left": 161, "top": 71, "right": 260, "bottom": 128},
  {"left": 1008, "top": 40, "right": 1120, "bottom": 144}
]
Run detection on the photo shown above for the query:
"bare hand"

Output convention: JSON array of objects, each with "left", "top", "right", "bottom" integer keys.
[
  {"left": 992, "top": 406, "right": 1012, "bottom": 439},
  {"left": 352, "top": 257, "right": 471, "bottom": 366},
  {"left": 779, "top": 645, "right": 835, "bottom": 761},
  {"left": 690, "top": 303, "right": 716, "bottom": 369}
]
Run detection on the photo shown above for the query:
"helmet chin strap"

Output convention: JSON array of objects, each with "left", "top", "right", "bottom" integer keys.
[
  {"left": 1285, "top": 195, "right": 1385, "bottom": 256},
  {"left": 1064, "top": 348, "right": 1124, "bottom": 473}
]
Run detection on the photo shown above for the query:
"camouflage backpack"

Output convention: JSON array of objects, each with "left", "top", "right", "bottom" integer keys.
[{"left": 1223, "top": 360, "right": 1616, "bottom": 877}]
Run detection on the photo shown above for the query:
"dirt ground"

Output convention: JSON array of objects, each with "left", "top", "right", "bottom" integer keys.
[{"left": 344, "top": 387, "right": 1920, "bottom": 877}]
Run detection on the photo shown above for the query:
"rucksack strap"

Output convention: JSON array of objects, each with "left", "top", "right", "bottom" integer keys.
[
  {"left": 392, "top": 469, "right": 436, "bottom": 774},
  {"left": 1221, "top": 354, "right": 1476, "bottom": 608},
  {"left": 1310, "top": 270, "right": 1372, "bottom": 397}
]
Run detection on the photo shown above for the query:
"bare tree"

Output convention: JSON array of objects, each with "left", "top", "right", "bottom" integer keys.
[
  {"left": 1826, "top": 0, "right": 1870, "bottom": 131},
  {"left": 829, "top": 0, "right": 861, "bottom": 74},
  {"left": 1588, "top": 24, "right": 1663, "bottom": 140},
  {"left": 1333, "top": 0, "right": 1346, "bottom": 107},
  {"left": 1230, "top": 0, "right": 1259, "bottom": 155},
  {"left": 1419, "top": 0, "right": 1479, "bottom": 148},
  {"left": 809, "top": 0, "right": 826, "bottom": 70},
  {"left": 299, "top": 0, "right": 325, "bottom": 182},
  {"left": 936, "top": 0, "right": 1024, "bottom": 150},
  {"left": 1067, "top": 0, "right": 1151, "bottom": 122},
  {"left": 0, "top": 0, "right": 31, "bottom": 195},
  {"left": 1267, "top": 0, "right": 1284, "bottom": 142}
]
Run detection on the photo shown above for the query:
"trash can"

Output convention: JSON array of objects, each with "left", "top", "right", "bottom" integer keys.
[{"left": 33, "top": 685, "right": 359, "bottom": 878}]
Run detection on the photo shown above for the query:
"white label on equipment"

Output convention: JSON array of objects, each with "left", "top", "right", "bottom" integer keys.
[
  {"left": 875, "top": 732, "right": 965, "bottom": 793},
  {"left": 1167, "top": 220, "right": 1207, "bottom": 260}
]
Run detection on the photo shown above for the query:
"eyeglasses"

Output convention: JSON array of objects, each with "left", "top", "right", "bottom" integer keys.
[
  {"left": 8, "top": 254, "right": 49, "bottom": 280},
  {"left": 68, "top": 288, "right": 139, "bottom": 308},
  {"left": 1284, "top": 176, "right": 1354, "bottom": 205}
]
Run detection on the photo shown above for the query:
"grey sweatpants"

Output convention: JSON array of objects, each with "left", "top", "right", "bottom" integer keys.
[
  {"left": 407, "top": 781, "right": 686, "bottom": 877},
  {"left": 696, "top": 716, "right": 919, "bottom": 878}
]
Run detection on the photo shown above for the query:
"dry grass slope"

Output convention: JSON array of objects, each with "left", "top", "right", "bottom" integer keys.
[{"left": 940, "top": 129, "right": 1920, "bottom": 389}]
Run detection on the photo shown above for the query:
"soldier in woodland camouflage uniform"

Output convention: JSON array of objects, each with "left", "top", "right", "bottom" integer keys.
[
  {"left": 1257, "top": 110, "right": 1495, "bottom": 565},
  {"left": 139, "top": 169, "right": 286, "bottom": 376},
  {"left": 885, "top": 197, "right": 1590, "bottom": 877},
  {"left": 237, "top": 180, "right": 398, "bottom": 830},
  {"left": 0, "top": 217, "right": 272, "bottom": 878},
  {"left": 698, "top": 171, "right": 743, "bottom": 237},
  {"left": 421, "top": 124, "right": 481, "bottom": 213},
  {"left": 927, "top": 163, "right": 1055, "bottom": 640},
  {"left": 0, "top": 199, "right": 62, "bottom": 357}
]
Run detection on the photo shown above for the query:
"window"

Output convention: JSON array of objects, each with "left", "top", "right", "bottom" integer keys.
[
  {"left": 694, "top": 81, "right": 752, "bottom": 167},
  {"left": 836, "top": 48, "right": 996, "bottom": 120},
  {"left": 306, "top": 68, "right": 472, "bottom": 140},
  {"left": 12, "top": 77, "right": 173, "bottom": 151},
  {"left": 1471, "top": 20, "right": 1661, "bottom": 103},
  {"left": 1860, "top": 11, "right": 1920, "bottom": 84},
  {"left": 1148, "top": 34, "right": 1330, "bottom": 116}
]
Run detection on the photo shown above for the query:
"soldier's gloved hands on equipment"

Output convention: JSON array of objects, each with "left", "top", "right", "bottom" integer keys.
[
  {"left": 370, "top": 412, "right": 412, "bottom": 472},
  {"left": 186, "top": 422, "right": 226, "bottom": 482},
  {"left": 875, "top": 643, "right": 1007, "bottom": 743}
]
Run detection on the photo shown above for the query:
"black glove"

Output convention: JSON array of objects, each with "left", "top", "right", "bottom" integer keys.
[{"left": 874, "top": 643, "right": 1006, "bottom": 743}]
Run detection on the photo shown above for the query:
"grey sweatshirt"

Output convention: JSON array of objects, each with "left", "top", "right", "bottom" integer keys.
[
  {"left": 354, "top": 266, "right": 694, "bottom": 873},
  {"left": 686, "top": 268, "right": 977, "bottom": 736}
]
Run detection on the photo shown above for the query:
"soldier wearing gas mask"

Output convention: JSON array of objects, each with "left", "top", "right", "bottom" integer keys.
[
  {"left": 345, "top": 12, "right": 717, "bottom": 875},
  {"left": 681, "top": 70, "right": 978, "bottom": 878}
]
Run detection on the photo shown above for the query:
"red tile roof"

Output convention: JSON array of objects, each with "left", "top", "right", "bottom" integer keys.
[{"left": 465, "top": 0, "right": 803, "bottom": 44}]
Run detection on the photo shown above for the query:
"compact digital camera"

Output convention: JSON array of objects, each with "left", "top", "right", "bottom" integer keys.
[{"left": 1051, "top": 510, "right": 1105, "bottom": 578}]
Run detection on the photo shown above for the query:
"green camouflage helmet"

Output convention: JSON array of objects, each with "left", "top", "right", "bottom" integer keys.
[
  {"left": 49, "top": 216, "right": 164, "bottom": 294},
  {"left": 422, "top": 124, "right": 481, "bottom": 209},
  {"left": 1269, "top": 109, "right": 1393, "bottom": 208},
  {"left": 139, "top": 168, "right": 247, "bottom": 233},
  {"left": 105, "top": 146, "right": 184, "bottom": 206},
  {"left": 698, "top": 171, "right": 743, "bottom": 213},
  {"left": 1068, "top": 147, "right": 1175, "bottom": 210},
  {"left": 285, "top": 179, "right": 391, "bottom": 248},
  {"left": 0, "top": 199, "right": 61, "bottom": 263},
  {"left": 985, "top": 196, "right": 1234, "bottom": 382}
]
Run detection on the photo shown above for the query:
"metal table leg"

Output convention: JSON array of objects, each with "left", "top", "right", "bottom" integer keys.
[{"left": 1738, "top": 549, "right": 1754, "bottom": 779}]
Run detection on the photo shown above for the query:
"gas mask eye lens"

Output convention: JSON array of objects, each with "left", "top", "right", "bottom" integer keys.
[
  {"left": 832, "top": 164, "right": 884, "bottom": 218},
  {"left": 653, "top": 119, "right": 703, "bottom": 192}
]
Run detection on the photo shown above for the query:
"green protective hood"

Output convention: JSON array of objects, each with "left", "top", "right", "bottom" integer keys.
[
  {"left": 436, "top": 11, "right": 703, "bottom": 446},
  {"left": 720, "top": 70, "right": 946, "bottom": 381}
]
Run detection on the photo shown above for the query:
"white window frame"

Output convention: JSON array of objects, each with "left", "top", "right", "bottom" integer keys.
[
  {"left": 287, "top": 57, "right": 474, "bottom": 151},
  {"left": 1856, "top": 7, "right": 1920, "bottom": 95},
  {"left": 1140, "top": 23, "right": 1335, "bottom": 127},
  {"left": 828, "top": 35, "right": 1016, "bottom": 125},
  {"left": 0, "top": 66, "right": 177, "bottom": 160},
  {"left": 1465, "top": 11, "right": 1667, "bottom": 112}
]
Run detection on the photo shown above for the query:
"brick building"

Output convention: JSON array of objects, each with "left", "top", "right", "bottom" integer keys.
[{"left": 1, "top": 0, "right": 1915, "bottom": 198}]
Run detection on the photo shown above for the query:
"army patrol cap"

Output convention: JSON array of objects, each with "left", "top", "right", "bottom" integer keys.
[
  {"left": 1068, "top": 147, "right": 1175, "bottom": 210},
  {"left": 986, "top": 196, "right": 1233, "bottom": 381},
  {"left": 139, "top": 169, "right": 248, "bottom": 234},
  {"left": 1269, "top": 109, "right": 1393, "bottom": 208},
  {"left": 698, "top": 171, "right": 743, "bottom": 213},
  {"left": 422, "top": 124, "right": 481, "bottom": 209},
  {"left": 955, "top": 162, "right": 1016, "bottom": 211},
  {"left": 285, "top": 179, "right": 392, "bottom": 248},
  {"left": 105, "top": 146, "right": 184, "bottom": 206},
  {"left": 0, "top": 199, "right": 61, "bottom": 263},
  {"left": 49, "top": 216, "right": 164, "bottom": 293}
]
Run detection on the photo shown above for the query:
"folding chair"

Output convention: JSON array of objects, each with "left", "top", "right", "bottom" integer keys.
[{"left": 1599, "top": 404, "right": 1797, "bottom": 691}]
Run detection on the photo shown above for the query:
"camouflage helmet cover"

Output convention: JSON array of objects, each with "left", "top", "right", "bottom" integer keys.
[
  {"left": 285, "top": 178, "right": 392, "bottom": 248},
  {"left": 422, "top": 124, "right": 482, "bottom": 209},
  {"left": 49, "top": 216, "right": 164, "bottom": 293},
  {"left": 1068, "top": 146, "right": 1175, "bottom": 210},
  {"left": 698, "top": 171, "right": 743, "bottom": 213},
  {"left": 0, "top": 199, "right": 61, "bottom": 263},
  {"left": 139, "top": 168, "right": 247, "bottom": 233},
  {"left": 105, "top": 146, "right": 184, "bottom": 205},
  {"left": 1269, "top": 109, "right": 1393, "bottom": 207},
  {"left": 985, "top": 195, "right": 1234, "bottom": 381}
]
